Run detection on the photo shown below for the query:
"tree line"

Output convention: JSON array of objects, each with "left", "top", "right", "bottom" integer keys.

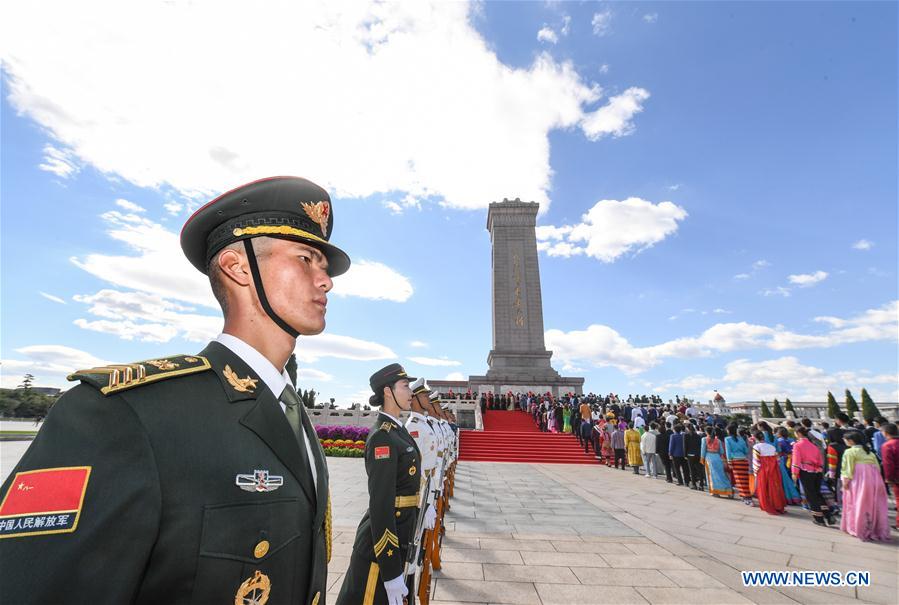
[
  {"left": 758, "top": 388, "right": 882, "bottom": 420},
  {"left": 0, "top": 375, "right": 58, "bottom": 419}
]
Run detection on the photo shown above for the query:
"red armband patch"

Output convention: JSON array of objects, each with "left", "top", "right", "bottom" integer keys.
[
  {"left": 374, "top": 446, "right": 390, "bottom": 460},
  {"left": 0, "top": 466, "right": 91, "bottom": 539},
  {"left": 410, "top": 431, "right": 419, "bottom": 438}
]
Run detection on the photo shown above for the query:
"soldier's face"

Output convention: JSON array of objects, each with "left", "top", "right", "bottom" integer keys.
[
  {"left": 392, "top": 379, "right": 413, "bottom": 409},
  {"left": 262, "top": 239, "right": 333, "bottom": 335}
]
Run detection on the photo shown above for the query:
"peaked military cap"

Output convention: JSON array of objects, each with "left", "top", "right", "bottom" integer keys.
[
  {"left": 369, "top": 363, "right": 415, "bottom": 393},
  {"left": 429, "top": 391, "right": 441, "bottom": 403},
  {"left": 180, "top": 176, "right": 351, "bottom": 277},
  {"left": 410, "top": 377, "right": 430, "bottom": 395}
]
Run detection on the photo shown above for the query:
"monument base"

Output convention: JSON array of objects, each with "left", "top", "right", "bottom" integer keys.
[{"left": 468, "top": 374, "right": 584, "bottom": 398}]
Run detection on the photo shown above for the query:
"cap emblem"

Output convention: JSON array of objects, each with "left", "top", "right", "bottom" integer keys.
[{"left": 301, "top": 201, "right": 330, "bottom": 237}]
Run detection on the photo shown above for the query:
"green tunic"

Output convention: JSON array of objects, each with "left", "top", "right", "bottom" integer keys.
[{"left": 0, "top": 341, "right": 329, "bottom": 605}]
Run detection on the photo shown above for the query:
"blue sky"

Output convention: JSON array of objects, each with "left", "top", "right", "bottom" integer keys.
[{"left": 1, "top": 1, "right": 896, "bottom": 405}]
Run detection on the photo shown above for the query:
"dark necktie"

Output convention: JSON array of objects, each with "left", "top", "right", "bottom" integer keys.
[{"left": 280, "top": 386, "right": 314, "bottom": 485}]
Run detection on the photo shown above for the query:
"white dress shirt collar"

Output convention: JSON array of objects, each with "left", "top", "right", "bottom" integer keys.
[
  {"left": 215, "top": 333, "right": 293, "bottom": 397},
  {"left": 380, "top": 410, "right": 403, "bottom": 427}
]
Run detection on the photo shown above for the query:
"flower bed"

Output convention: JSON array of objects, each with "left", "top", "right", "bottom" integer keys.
[{"left": 316, "top": 425, "right": 369, "bottom": 457}]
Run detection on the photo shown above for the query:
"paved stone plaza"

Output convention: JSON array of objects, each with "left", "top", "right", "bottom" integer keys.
[
  {"left": 328, "top": 459, "right": 898, "bottom": 605},
  {"left": 3, "top": 445, "right": 896, "bottom": 603}
]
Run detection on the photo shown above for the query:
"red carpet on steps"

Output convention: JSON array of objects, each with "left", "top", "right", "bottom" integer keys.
[{"left": 459, "top": 410, "right": 596, "bottom": 464}]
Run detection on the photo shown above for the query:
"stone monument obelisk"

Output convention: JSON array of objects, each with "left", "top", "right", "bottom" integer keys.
[{"left": 469, "top": 198, "right": 584, "bottom": 397}]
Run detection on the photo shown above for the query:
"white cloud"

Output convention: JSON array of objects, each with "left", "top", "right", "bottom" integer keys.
[
  {"left": 444, "top": 372, "right": 466, "bottom": 381},
  {"left": 752, "top": 259, "right": 771, "bottom": 270},
  {"left": 2, "top": 1, "right": 649, "bottom": 214},
  {"left": 163, "top": 201, "right": 184, "bottom": 215},
  {"left": 38, "top": 144, "right": 78, "bottom": 177},
  {"left": 294, "top": 334, "right": 396, "bottom": 363},
  {"left": 787, "top": 270, "right": 828, "bottom": 287},
  {"left": 409, "top": 340, "right": 428, "bottom": 349},
  {"left": 591, "top": 10, "right": 612, "bottom": 36},
  {"left": 383, "top": 201, "right": 404, "bottom": 215},
  {"left": 536, "top": 197, "right": 687, "bottom": 263},
  {"left": 598, "top": 64, "right": 610, "bottom": 74},
  {"left": 73, "top": 289, "right": 221, "bottom": 342},
  {"left": 331, "top": 260, "right": 414, "bottom": 302},
  {"left": 852, "top": 239, "right": 874, "bottom": 251},
  {"left": 667, "top": 183, "right": 681, "bottom": 191},
  {"left": 39, "top": 292, "right": 66, "bottom": 304},
  {"left": 643, "top": 13, "right": 658, "bottom": 24},
  {"left": 408, "top": 356, "right": 462, "bottom": 367},
  {"left": 73, "top": 318, "right": 180, "bottom": 343},
  {"left": 733, "top": 273, "right": 750, "bottom": 281},
  {"left": 580, "top": 87, "right": 651, "bottom": 140},
  {"left": 560, "top": 15, "right": 571, "bottom": 36},
  {"left": 537, "top": 26, "right": 558, "bottom": 44},
  {"left": 295, "top": 368, "right": 334, "bottom": 382},
  {"left": 761, "top": 286, "right": 791, "bottom": 297},
  {"left": 1, "top": 345, "right": 108, "bottom": 389},
  {"left": 651, "top": 356, "right": 898, "bottom": 403},
  {"left": 546, "top": 301, "right": 899, "bottom": 375},
  {"left": 115, "top": 198, "right": 145, "bottom": 213},
  {"left": 71, "top": 209, "right": 216, "bottom": 309}
]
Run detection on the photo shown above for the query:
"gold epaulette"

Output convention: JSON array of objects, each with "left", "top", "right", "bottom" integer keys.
[
  {"left": 67, "top": 354, "right": 211, "bottom": 395},
  {"left": 380, "top": 422, "right": 393, "bottom": 432}
]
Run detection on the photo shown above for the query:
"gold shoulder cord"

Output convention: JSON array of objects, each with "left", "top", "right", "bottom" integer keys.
[{"left": 325, "top": 491, "right": 332, "bottom": 563}]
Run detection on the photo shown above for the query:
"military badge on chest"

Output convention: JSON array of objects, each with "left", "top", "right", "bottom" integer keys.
[
  {"left": 235, "top": 570, "right": 271, "bottom": 605},
  {"left": 235, "top": 470, "right": 283, "bottom": 493}
]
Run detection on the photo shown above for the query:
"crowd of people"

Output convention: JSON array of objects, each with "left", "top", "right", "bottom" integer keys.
[{"left": 507, "top": 391, "right": 896, "bottom": 543}]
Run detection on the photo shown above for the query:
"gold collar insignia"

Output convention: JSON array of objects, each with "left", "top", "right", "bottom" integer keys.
[{"left": 224, "top": 365, "right": 258, "bottom": 393}]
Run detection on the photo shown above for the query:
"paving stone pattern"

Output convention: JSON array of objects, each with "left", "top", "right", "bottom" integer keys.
[{"left": 323, "top": 458, "right": 898, "bottom": 604}]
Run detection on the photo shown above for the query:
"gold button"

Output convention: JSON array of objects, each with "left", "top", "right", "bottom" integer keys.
[
  {"left": 254, "top": 540, "right": 270, "bottom": 558},
  {"left": 395, "top": 511, "right": 401, "bottom": 517},
  {"left": 233, "top": 227, "right": 244, "bottom": 236}
]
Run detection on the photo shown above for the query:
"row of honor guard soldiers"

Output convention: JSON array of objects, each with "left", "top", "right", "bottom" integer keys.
[{"left": 336, "top": 366, "right": 457, "bottom": 605}]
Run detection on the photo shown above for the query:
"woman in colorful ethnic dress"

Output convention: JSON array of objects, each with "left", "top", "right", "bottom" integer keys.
[
  {"left": 725, "top": 424, "right": 753, "bottom": 505},
  {"left": 701, "top": 426, "right": 733, "bottom": 497},
  {"left": 625, "top": 422, "right": 643, "bottom": 475},
  {"left": 752, "top": 431, "right": 786, "bottom": 515},
  {"left": 790, "top": 426, "right": 834, "bottom": 526},
  {"left": 563, "top": 404, "right": 572, "bottom": 434},
  {"left": 600, "top": 422, "right": 615, "bottom": 466},
  {"left": 775, "top": 427, "right": 803, "bottom": 505},
  {"left": 756, "top": 421, "right": 776, "bottom": 445},
  {"left": 840, "top": 431, "right": 891, "bottom": 542}
]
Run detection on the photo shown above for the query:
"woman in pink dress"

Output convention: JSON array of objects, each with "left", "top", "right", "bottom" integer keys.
[{"left": 840, "top": 431, "right": 891, "bottom": 542}]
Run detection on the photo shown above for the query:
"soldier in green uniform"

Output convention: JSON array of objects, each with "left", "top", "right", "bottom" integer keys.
[
  {"left": 0, "top": 177, "right": 349, "bottom": 605},
  {"left": 336, "top": 364, "right": 422, "bottom": 605}
]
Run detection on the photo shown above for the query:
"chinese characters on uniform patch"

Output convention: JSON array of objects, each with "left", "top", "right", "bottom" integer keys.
[
  {"left": 0, "top": 466, "right": 91, "bottom": 538},
  {"left": 374, "top": 446, "right": 390, "bottom": 460}
]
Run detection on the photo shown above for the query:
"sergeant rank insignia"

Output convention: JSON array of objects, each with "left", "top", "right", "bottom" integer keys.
[{"left": 236, "top": 470, "right": 283, "bottom": 493}]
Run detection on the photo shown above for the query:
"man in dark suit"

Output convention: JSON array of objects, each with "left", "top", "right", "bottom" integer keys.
[
  {"left": 337, "top": 364, "right": 422, "bottom": 605},
  {"left": 0, "top": 177, "right": 348, "bottom": 604}
]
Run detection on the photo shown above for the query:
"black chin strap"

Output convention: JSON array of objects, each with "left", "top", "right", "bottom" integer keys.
[
  {"left": 243, "top": 239, "right": 300, "bottom": 338},
  {"left": 390, "top": 385, "right": 411, "bottom": 412}
]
